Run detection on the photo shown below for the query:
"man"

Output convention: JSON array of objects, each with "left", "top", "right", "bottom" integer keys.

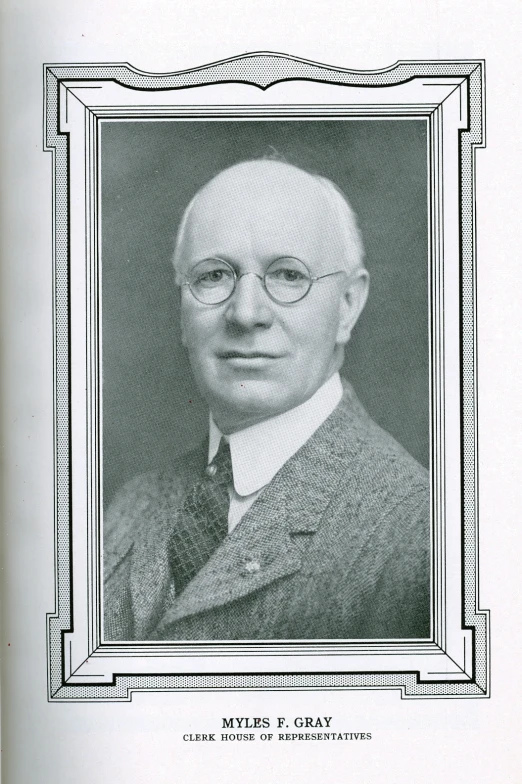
[{"left": 104, "top": 159, "right": 430, "bottom": 641}]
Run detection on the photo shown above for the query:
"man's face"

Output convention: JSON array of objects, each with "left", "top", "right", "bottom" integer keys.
[{"left": 179, "top": 163, "right": 363, "bottom": 433}]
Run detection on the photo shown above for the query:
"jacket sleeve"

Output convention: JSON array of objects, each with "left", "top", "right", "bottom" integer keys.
[
  {"left": 356, "top": 485, "right": 431, "bottom": 639},
  {"left": 103, "top": 472, "right": 163, "bottom": 641}
]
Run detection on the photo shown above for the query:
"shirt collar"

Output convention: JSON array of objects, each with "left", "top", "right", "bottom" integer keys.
[{"left": 208, "top": 372, "right": 343, "bottom": 497}]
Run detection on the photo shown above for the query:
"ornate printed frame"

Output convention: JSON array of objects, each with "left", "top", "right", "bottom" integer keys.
[{"left": 44, "top": 53, "right": 489, "bottom": 700}]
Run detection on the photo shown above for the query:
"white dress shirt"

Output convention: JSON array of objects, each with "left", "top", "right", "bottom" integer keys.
[{"left": 208, "top": 372, "right": 343, "bottom": 532}]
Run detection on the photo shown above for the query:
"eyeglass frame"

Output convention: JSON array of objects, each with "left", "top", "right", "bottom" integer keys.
[{"left": 181, "top": 256, "right": 348, "bottom": 305}]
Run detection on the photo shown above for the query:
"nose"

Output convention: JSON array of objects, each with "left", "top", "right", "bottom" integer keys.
[{"left": 224, "top": 272, "right": 274, "bottom": 330}]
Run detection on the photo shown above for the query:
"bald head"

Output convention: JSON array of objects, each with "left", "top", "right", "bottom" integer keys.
[{"left": 172, "top": 160, "right": 365, "bottom": 283}]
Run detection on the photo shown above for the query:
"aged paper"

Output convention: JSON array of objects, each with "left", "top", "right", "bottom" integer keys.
[{"left": 1, "top": 1, "right": 521, "bottom": 782}]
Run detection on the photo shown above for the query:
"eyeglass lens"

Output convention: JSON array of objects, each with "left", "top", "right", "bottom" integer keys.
[{"left": 187, "top": 257, "right": 312, "bottom": 304}]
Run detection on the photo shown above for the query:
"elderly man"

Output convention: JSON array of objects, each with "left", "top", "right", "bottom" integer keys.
[{"left": 104, "top": 159, "right": 430, "bottom": 641}]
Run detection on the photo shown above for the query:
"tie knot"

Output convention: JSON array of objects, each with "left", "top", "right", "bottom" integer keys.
[{"left": 205, "top": 438, "right": 233, "bottom": 482}]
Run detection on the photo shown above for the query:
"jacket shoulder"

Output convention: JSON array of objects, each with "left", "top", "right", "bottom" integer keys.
[{"left": 337, "top": 380, "right": 429, "bottom": 493}]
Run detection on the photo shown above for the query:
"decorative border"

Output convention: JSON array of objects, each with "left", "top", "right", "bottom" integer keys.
[{"left": 44, "top": 53, "right": 488, "bottom": 700}]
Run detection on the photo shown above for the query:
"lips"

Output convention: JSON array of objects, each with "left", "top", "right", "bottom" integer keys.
[{"left": 218, "top": 350, "right": 281, "bottom": 359}]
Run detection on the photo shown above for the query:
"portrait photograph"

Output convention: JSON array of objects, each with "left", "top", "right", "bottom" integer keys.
[{"left": 102, "top": 119, "right": 430, "bottom": 643}]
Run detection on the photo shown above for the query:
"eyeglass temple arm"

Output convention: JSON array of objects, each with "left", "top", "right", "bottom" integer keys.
[{"left": 312, "top": 270, "right": 347, "bottom": 282}]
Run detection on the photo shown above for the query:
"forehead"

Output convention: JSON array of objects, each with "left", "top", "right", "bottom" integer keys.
[{"left": 181, "top": 163, "right": 342, "bottom": 266}]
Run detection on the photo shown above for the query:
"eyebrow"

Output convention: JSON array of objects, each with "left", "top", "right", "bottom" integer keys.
[{"left": 187, "top": 254, "right": 307, "bottom": 267}]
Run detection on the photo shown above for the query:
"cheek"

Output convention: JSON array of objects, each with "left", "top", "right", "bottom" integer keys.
[
  {"left": 180, "top": 303, "right": 215, "bottom": 352},
  {"left": 288, "top": 299, "right": 341, "bottom": 351}
]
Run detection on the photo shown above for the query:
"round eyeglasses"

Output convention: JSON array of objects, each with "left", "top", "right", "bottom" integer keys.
[{"left": 182, "top": 257, "right": 346, "bottom": 305}]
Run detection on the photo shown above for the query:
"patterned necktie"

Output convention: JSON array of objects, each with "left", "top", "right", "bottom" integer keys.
[{"left": 169, "top": 438, "right": 233, "bottom": 595}]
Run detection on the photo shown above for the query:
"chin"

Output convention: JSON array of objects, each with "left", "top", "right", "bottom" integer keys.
[{"left": 210, "top": 379, "right": 297, "bottom": 428}]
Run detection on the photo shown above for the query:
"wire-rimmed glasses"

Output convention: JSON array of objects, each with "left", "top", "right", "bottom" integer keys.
[{"left": 182, "top": 257, "right": 346, "bottom": 305}]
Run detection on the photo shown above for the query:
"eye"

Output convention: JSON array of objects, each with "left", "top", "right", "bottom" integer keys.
[
  {"left": 189, "top": 259, "right": 235, "bottom": 288},
  {"left": 197, "top": 269, "right": 225, "bottom": 284},
  {"left": 271, "top": 267, "right": 307, "bottom": 282},
  {"left": 266, "top": 257, "right": 311, "bottom": 285}
]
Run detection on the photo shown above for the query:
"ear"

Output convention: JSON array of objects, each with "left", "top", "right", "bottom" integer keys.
[{"left": 336, "top": 268, "right": 369, "bottom": 345}]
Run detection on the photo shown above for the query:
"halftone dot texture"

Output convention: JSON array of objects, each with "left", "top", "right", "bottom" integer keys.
[
  {"left": 53, "top": 672, "right": 487, "bottom": 702},
  {"left": 46, "top": 71, "right": 73, "bottom": 697},
  {"left": 45, "top": 57, "right": 487, "bottom": 699},
  {"left": 47, "top": 56, "right": 483, "bottom": 91}
]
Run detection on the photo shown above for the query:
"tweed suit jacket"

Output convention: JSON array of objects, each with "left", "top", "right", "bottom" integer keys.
[{"left": 104, "top": 381, "right": 431, "bottom": 641}]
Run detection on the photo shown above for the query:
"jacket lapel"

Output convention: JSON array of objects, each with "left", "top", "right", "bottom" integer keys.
[
  {"left": 154, "top": 473, "right": 301, "bottom": 630},
  {"left": 155, "top": 388, "right": 365, "bottom": 632}
]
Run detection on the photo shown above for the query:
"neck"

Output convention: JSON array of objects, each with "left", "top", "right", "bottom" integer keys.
[{"left": 211, "top": 406, "right": 286, "bottom": 435}]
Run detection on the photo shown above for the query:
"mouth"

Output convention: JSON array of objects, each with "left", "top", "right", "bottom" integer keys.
[{"left": 218, "top": 351, "right": 282, "bottom": 360}]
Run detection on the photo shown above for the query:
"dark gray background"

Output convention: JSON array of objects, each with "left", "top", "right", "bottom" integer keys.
[{"left": 101, "top": 120, "right": 429, "bottom": 507}]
